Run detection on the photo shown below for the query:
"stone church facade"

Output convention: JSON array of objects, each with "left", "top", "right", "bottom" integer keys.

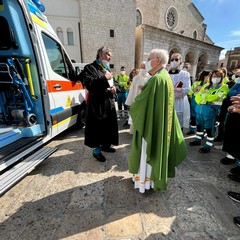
[{"left": 41, "top": 0, "right": 223, "bottom": 77}]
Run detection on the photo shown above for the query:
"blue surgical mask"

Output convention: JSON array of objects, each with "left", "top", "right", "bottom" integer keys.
[{"left": 102, "top": 60, "right": 110, "bottom": 69}]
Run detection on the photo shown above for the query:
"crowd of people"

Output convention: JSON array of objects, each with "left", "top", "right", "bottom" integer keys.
[{"left": 79, "top": 46, "right": 240, "bottom": 227}]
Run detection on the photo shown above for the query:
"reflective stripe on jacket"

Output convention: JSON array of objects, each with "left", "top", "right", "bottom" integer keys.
[{"left": 195, "top": 83, "right": 229, "bottom": 105}]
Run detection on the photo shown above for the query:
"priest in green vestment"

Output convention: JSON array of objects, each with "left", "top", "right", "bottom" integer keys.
[{"left": 129, "top": 49, "right": 187, "bottom": 192}]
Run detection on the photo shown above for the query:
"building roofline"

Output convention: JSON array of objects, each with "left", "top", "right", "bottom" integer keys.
[
  {"left": 140, "top": 24, "right": 224, "bottom": 51},
  {"left": 191, "top": 2, "right": 205, "bottom": 21}
]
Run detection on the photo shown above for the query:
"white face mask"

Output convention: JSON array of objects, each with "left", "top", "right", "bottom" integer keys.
[
  {"left": 212, "top": 77, "right": 221, "bottom": 84},
  {"left": 120, "top": 71, "right": 125, "bottom": 75},
  {"left": 139, "top": 68, "right": 147, "bottom": 75},
  {"left": 102, "top": 60, "right": 109, "bottom": 69},
  {"left": 170, "top": 60, "right": 179, "bottom": 69},
  {"left": 145, "top": 60, "right": 152, "bottom": 72}
]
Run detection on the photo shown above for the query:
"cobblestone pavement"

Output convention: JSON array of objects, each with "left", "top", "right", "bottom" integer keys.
[{"left": 0, "top": 120, "right": 240, "bottom": 240}]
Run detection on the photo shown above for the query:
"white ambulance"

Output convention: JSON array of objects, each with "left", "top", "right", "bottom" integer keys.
[{"left": 0, "top": 0, "right": 86, "bottom": 195}]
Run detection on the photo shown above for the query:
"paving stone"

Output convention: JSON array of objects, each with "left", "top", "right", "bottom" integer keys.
[
  {"left": 105, "top": 210, "right": 142, "bottom": 238},
  {"left": 1, "top": 121, "right": 240, "bottom": 239},
  {"left": 54, "top": 210, "right": 105, "bottom": 240}
]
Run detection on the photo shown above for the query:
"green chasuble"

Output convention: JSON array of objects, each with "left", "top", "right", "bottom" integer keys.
[{"left": 129, "top": 68, "right": 187, "bottom": 191}]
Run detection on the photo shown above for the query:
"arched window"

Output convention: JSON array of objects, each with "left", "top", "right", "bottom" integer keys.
[
  {"left": 136, "top": 9, "right": 142, "bottom": 27},
  {"left": 67, "top": 28, "right": 74, "bottom": 45},
  {"left": 56, "top": 27, "right": 64, "bottom": 44},
  {"left": 193, "top": 30, "right": 198, "bottom": 40}
]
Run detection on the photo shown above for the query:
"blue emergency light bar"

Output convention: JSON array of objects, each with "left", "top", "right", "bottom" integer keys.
[
  {"left": 32, "top": 0, "right": 45, "bottom": 12},
  {"left": 30, "top": 0, "right": 45, "bottom": 12}
]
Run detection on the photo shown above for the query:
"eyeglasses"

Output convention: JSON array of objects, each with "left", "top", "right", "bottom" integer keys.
[{"left": 171, "top": 58, "right": 179, "bottom": 62}]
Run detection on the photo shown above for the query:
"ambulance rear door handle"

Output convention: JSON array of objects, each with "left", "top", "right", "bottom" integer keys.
[{"left": 53, "top": 84, "right": 62, "bottom": 90}]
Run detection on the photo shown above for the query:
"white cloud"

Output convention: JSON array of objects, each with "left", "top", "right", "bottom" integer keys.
[
  {"left": 216, "top": 39, "right": 240, "bottom": 49},
  {"left": 219, "top": 50, "right": 227, "bottom": 60},
  {"left": 230, "top": 30, "right": 240, "bottom": 36}
]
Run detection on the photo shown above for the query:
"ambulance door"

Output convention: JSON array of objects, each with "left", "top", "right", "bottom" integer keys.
[{"left": 41, "top": 32, "right": 81, "bottom": 135}]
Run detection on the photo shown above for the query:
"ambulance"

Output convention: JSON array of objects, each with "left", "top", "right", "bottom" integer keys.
[{"left": 0, "top": 0, "right": 86, "bottom": 195}]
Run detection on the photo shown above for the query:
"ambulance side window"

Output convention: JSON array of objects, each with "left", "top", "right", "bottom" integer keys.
[
  {"left": 63, "top": 51, "right": 75, "bottom": 80},
  {"left": 42, "top": 33, "right": 74, "bottom": 79}
]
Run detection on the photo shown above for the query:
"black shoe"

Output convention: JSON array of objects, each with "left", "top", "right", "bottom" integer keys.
[
  {"left": 189, "top": 140, "right": 201, "bottom": 146},
  {"left": 228, "top": 191, "right": 240, "bottom": 203},
  {"left": 186, "top": 131, "right": 195, "bottom": 135},
  {"left": 220, "top": 157, "right": 236, "bottom": 165},
  {"left": 199, "top": 147, "right": 210, "bottom": 153},
  {"left": 93, "top": 152, "right": 106, "bottom": 162},
  {"left": 230, "top": 166, "right": 240, "bottom": 176},
  {"left": 227, "top": 174, "right": 240, "bottom": 183},
  {"left": 101, "top": 147, "right": 116, "bottom": 153},
  {"left": 233, "top": 217, "right": 240, "bottom": 228}
]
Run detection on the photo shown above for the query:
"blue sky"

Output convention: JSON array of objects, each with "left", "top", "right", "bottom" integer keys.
[{"left": 192, "top": 0, "right": 240, "bottom": 59}]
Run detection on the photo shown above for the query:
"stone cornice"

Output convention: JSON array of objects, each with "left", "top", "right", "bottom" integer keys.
[{"left": 140, "top": 24, "right": 224, "bottom": 51}]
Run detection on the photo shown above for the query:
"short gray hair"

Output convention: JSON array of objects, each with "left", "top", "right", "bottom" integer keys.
[
  {"left": 151, "top": 49, "right": 169, "bottom": 66},
  {"left": 96, "top": 46, "right": 110, "bottom": 59}
]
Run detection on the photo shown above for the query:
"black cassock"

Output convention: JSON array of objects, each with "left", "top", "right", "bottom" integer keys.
[
  {"left": 222, "top": 112, "right": 240, "bottom": 159},
  {"left": 80, "top": 61, "right": 119, "bottom": 148}
]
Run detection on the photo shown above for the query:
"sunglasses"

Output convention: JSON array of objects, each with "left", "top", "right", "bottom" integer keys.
[{"left": 171, "top": 58, "right": 179, "bottom": 62}]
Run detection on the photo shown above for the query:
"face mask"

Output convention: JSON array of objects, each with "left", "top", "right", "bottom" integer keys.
[
  {"left": 236, "top": 77, "right": 240, "bottom": 83},
  {"left": 212, "top": 77, "right": 221, "bottom": 84},
  {"left": 102, "top": 60, "right": 109, "bottom": 69},
  {"left": 120, "top": 71, "right": 125, "bottom": 75},
  {"left": 145, "top": 60, "right": 152, "bottom": 72},
  {"left": 139, "top": 68, "right": 147, "bottom": 75},
  {"left": 170, "top": 60, "right": 179, "bottom": 69}
]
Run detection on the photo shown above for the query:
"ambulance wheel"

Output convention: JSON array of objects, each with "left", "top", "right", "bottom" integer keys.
[
  {"left": 75, "top": 101, "right": 86, "bottom": 129},
  {"left": 27, "top": 113, "right": 37, "bottom": 126}
]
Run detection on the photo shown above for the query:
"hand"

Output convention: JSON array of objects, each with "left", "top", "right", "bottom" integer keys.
[
  {"left": 175, "top": 87, "right": 182, "bottom": 93},
  {"left": 105, "top": 72, "right": 113, "bottom": 80},
  {"left": 230, "top": 95, "right": 240, "bottom": 109},
  {"left": 232, "top": 108, "right": 240, "bottom": 114},
  {"left": 230, "top": 95, "right": 240, "bottom": 103},
  {"left": 228, "top": 105, "right": 240, "bottom": 114},
  {"left": 110, "top": 86, "right": 116, "bottom": 93},
  {"left": 228, "top": 105, "right": 235, "bottom": 113},
  {"left": 174, "top": 88, "right": 183, "bottom": 98}
]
